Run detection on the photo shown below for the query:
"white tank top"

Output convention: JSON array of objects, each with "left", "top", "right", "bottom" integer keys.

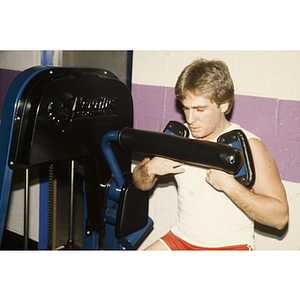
[{"left": 171, "top": 123, "right": 260, "bottom": 248}]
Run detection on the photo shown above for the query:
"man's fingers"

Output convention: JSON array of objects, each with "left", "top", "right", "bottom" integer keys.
[
  {"left": 173, "top": 166, "right": 185, "bottom": 174},
  {"left": 206, "top": 169, "right": 211, "bottom": 182}
]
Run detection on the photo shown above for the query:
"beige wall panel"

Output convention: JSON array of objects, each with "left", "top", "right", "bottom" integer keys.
[{"left": 132, "top": 50, "right": 300, "bottom": 101}]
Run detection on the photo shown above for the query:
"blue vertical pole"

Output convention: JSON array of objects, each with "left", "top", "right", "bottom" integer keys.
[
  {"left": 41, "top": 51, "right": 53, "bottom": 67},
  {"left": 105, "top": 223, "right": 123, "bottom": 250},
  {"left": 38, "top": 167, "right": 49, "bottom": 250}
]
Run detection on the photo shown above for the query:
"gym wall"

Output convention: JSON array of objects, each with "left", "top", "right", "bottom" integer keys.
[{"left": 131, "top": 50, "right": 300, "bottom": 250}]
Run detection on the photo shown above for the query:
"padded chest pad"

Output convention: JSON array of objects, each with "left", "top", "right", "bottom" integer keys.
[{"left": 115, "top": 180, "right": 149, "bottom": 239}]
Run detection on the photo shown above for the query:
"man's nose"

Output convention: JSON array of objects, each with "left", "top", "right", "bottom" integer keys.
[{"left": 186, "top": 110, "right": 196, "bottom": 124}]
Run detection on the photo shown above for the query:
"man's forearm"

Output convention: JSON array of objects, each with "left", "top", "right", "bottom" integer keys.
[{"left": 132, "top": 158, "right": 157, "bottom": 191}]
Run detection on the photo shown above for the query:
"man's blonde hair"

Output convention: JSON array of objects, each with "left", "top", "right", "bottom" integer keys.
[{"left": 175, "top": 58, "right": 234, "bottom": 115}]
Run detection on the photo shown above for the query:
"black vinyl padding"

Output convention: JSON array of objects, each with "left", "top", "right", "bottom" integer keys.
[
  {"left": 115, "top": 180, "right": 149, "bottom": 239},
  {"left": 118, "top": 128, "right": 243, "bottom": 174}
]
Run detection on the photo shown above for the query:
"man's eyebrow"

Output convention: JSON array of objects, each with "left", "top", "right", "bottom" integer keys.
[
  {"left": 182, "top": 104, "right": 208, "bottom": 110},
  {"left": 190, "top": 105, "right": 208, "bottom": 109},
  {"left": 194, "top": 105, "right": 207, "bottom": 108}
]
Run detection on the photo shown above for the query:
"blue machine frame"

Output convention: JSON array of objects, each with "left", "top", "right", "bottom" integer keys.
[
  {"left": 0, "top": 66, "right": 51, "bottom": 246},
  {"left": 0, "top": 66, "right": 153, "bottom": 250},
  {"left": 100, "top": 130, "right": 153, "bottom": 250}
]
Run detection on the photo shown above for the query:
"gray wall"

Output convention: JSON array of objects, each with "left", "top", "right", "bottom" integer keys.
[{"left": 61, "top": 50, "right": 132, "bottom": 88}]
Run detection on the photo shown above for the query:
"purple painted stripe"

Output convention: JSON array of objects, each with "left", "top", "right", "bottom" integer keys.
[
  {"left": 132, "top": 84, "right": 185, "bottom": 131},
  {"left": 231, "top": 95, "right": 300, "bottom": 183},
  {"left": 132, "top": 83, "right": 300, "bottom": 183},
  {"left": 0, "top": 69, "right": 21, "bottom": 120}
]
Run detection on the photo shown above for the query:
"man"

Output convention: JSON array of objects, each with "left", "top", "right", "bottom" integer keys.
[{"left": 133, "top": 58, "right": 288, "bottom": 250}]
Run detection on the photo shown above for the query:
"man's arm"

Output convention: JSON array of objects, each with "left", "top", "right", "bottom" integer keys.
[
  {"left": 206, "top": 138, "right": 289, "bottom": 230},
  {"left": 132, "top": 156, "right": 185, "bottom": 191}
]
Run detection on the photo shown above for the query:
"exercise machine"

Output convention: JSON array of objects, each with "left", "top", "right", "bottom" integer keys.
[{"left": 0, "top": 66, "right": 254, "bottom": 250}]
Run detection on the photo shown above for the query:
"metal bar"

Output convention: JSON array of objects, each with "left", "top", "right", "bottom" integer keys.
[
  {"left": 48, "top": 164, "right": 57, "bottom": 250},
  {"left": 52, "top": 174, "right": 57, "bottom": 250},
  {"left": 38, "top": 167, "right": 49, "bottom": 250},
  {"left": 68, "top": 160, "right": 75, "bottom": 243},
  {"left": 47, "top": 165, "right": 53, "bottom": 249},
  {"left": 82, "top": 181, "right": 99, "bottom": 250},
  {"left": 24, "top": 168, "right": 29, "bottom": 250}
]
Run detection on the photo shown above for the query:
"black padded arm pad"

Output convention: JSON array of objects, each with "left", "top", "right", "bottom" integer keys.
[
  {"left": 218, "top": 130, "right": 255, "bottom": 188},
  {"left": 118, "top": 128, "right": 243, "bottom": 174}
]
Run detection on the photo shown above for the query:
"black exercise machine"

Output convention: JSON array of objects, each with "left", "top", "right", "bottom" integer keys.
[{"left": 0, "top": 66, "right": 254, "bottom": 250}]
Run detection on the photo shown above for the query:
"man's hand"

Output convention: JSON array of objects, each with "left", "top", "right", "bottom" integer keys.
[
  {"left": 205, "top": 168, "right": 235, "bottom": 192},
  {"left": 133, "top": 156, "right": 185, "bottom": 191},
  {"left": 146, "top": 156, "right": 185, "bottom": 178}
]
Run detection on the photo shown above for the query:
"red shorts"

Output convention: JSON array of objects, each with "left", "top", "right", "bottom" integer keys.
[{"left": 160, "top": 231, "right": 253, "bottom": 251}]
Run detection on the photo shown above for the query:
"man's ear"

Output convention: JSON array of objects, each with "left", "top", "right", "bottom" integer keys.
[{"left": 220, "top": 102, "right": 229, "bottom": 113}]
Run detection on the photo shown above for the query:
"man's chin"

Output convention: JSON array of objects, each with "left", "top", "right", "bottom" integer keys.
[{"left": 190, "top": 132, "right": 204, "bottom": 139}]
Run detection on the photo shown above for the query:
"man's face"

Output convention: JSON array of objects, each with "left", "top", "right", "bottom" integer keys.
[{"left": 181, "top": 91, "right": 229, "bottom": 141}]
